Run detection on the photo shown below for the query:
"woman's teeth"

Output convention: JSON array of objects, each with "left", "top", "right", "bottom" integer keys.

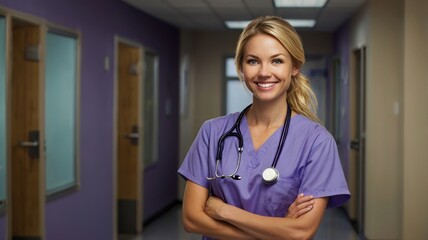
[{"left": 257, "top": 82, "right": 275, "bottom": 88}]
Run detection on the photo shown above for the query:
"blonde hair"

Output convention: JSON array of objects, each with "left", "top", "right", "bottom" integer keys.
[{"left": 235, "top": 16, "right": 320, "bottom": 123}]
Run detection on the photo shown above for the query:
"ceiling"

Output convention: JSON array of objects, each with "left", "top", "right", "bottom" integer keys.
[{"left": 122, "top": 0, "right": 366, "bottom": 32}]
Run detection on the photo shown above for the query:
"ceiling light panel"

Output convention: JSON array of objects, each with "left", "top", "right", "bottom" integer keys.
[
  {"left": 225, "top": 19, "right": 316, "bottom": 29},
  {"left": 286, "top": 19, "right": 316, "bottom": 27},
  {"left": 273, "top": 0, "right": 327, "bottom": 7},
  {"left": 224, "top": 21, "right": 251, "bottom": 29}
]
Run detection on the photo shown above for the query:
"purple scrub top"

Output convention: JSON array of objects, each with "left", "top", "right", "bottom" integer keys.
[{"left": 178, "top": 112, "right": 350, "bottom": 238}]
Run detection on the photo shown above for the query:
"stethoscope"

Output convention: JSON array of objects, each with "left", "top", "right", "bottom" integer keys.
[{"left": 207, "top": 102, "right": 291, "bottom": 184}]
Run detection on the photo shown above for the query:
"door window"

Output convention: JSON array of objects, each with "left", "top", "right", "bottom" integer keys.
[
  {"left": 45, "top": 30, "right": 78, "bottom": 195},
  {"left": 142, "top": 51, "right": 159, "bottom": 167},
  {"left": 224, "top": 57, "right": 252, "bottom": 114}
]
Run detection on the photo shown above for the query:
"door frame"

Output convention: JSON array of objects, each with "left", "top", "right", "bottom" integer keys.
[
  {"left": 6, "top": 12, "right": 46, "bottom": 240},
  {"left": 113, "top": 36, "right": 144, "bottom": 239},
  {"left": 349, "top": 46, "right": 366, "bottom": 238}
]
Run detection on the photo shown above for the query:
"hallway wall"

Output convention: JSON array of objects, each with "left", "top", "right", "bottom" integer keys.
[
  {"left": 335, "top": 0, "right": 403, "bottom": 238},
  {"left": 333, "top": 23, "right": 351, "bottom": 191},
  {"left": 403, "top": 0, "right": 428, "bottom": 238},
  {"left": 337, "top": 0, "right": 428, "bottom": 239},
  {"left": 0, "top": 0, "right": 179, "bottom": 239},
  {"left": 363, "top": 0, "right": 403, "bottom": 238}
]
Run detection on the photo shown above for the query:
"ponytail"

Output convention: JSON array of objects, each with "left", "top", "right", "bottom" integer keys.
[{"left": 287, "top": 73, "right": 320, "bottom": 123}]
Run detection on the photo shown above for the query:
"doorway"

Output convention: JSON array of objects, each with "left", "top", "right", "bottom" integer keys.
[
  {"left": 115, "top": 38, "right": 144, "bottom": 236},
  {"left": 9, "top": 18, "right": 45, "bottom": 239},
  {"left": 349, "top": 47, "right": 366, "bottom": 238}
]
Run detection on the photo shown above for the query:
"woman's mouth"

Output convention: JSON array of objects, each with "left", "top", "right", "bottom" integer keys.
[{"left": 257, "top": 82, "right": 275, "bottom": 88}]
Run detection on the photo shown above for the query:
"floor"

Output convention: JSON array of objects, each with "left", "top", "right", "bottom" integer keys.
[{"left": 120, "top": 203, "right": 359, "bottom": 240}]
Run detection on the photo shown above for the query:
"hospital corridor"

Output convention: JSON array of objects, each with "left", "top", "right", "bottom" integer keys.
[{"left": 0, "top": 0, "right": 427, "bottom": 239}]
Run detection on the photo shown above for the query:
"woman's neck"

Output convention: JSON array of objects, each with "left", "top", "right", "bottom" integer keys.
[{"left": 246, "top": 100, "right": 288, "bottom": 129}]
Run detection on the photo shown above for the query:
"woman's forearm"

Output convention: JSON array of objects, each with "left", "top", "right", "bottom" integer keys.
[
  {"left": 183, "top": 209, "right": 257, "bottom": 240},
  {"left": 208, "top": 197, "right": 327, "bottom": 240},
  {"left": 182, "top": 181, "right": 257, "bottom": 239}
]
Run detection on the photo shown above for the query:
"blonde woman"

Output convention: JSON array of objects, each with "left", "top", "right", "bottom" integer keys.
[{"left": 178, "top": 16, "right": 350, "bottom": 240}]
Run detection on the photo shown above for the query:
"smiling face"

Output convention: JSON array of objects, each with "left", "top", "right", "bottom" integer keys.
[{"left": 241, "top": 33, "right": 299, "bottom": 105}]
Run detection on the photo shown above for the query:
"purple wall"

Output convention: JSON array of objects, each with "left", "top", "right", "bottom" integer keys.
[
  {"left": 0, "top": 0, "right": 179, "bottom": 239},
  {"left": 333, "top": 23, "right": 351, "bottom": 179},
  {"left": 0, "top": 215, "right": 4, "bottom": 240}
]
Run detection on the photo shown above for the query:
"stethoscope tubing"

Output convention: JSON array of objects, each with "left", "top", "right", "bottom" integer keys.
[{"left": 207, "top": 102, "right": 291, "bottom": 183}]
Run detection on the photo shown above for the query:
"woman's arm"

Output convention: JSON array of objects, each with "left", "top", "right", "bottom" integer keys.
[
  {"left": 205, "top": 195, "right": 327, "bottom": 240},
  {"left": 286, "top": 193, "right": 315, "bottom": 219},
  {"left": 182, "top": 180, "right": 257, "bottom": 240},
  {"left": 182, "top": 180, "right": 317, "bottom": 239}
]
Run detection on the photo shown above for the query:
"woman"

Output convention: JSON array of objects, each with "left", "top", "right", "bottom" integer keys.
[{"left": 178, "top": 16, "right": 350, "bottom": 240}]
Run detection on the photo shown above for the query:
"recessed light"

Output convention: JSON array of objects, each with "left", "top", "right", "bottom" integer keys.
[
  {"left": 286, "top": 19, "right": 316, "bottom": 27},
  {"left": 225, "top": 21, "right": 251, "bottom": 29},
  {"left": 225, "top": 19, "right": 316, "bottom": 29},
  {"left": 273, "top": 0, "right": 327, "bottom": 7}
]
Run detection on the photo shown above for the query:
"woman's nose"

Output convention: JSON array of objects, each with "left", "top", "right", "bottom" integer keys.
[{"left": 258, "top": 63, "right": 272, "bottom": 77}]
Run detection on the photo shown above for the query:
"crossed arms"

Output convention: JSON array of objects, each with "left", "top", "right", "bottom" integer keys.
[{"left": 182, "top": 180, "right": 327, "bottom": 240}]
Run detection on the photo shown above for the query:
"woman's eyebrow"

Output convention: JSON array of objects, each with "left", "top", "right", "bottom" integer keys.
[
  {"left": 270, "top": 53, "right": 287, "bottom": 58},
  {"left": 244, "top": 54, "right": 259, "bottom": 58},
  {"left": 245, "top": 53, "right": 287, "bottom": 58}
]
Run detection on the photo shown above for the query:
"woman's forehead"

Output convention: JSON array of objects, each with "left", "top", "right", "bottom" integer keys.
[{"left": 244, "top": 34, "right": 290, "bottom": 58}]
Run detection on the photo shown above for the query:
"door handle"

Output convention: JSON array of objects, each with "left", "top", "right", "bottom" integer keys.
[
  {"left": 350, "top": 138, "right": 360, "bottom": 151},
  {"left": 126, "top": 133, "right": 139, "bottom": 139},
  {"left": 125, "top": 125, "right": 139, "bottom": 145},
  {"left": 20, "top": 130, "right": 40, "bottom": 158},
  {"left": 20, "top": 141, "right": 39, "bottom": 147}
]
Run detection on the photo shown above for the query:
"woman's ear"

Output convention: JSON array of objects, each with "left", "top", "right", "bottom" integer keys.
[
  {"left": 238, "top": 67, "right": 244, "bottom": 77},
  {"left": 292, "top": 67, "right": 299, "bottom": 77}
]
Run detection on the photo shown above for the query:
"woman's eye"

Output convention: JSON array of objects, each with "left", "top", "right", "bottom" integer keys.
[
  {"left": 272, "top": 59, "right": 283, "bottom": 64},
  {"left": 247, "top": 59, "right": 258, "bottom": 65}
]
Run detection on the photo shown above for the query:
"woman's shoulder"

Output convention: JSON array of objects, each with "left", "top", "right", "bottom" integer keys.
[
  {"left": 201, "top": 112, "right": 240, "bottom": 132},
  {"left": 291, "top": 114, "right": 334, "bottom": 143}
]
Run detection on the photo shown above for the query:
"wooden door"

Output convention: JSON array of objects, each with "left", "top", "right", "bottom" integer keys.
[
  {"left": 10, "top": 20, "right": 45, "bottom": 240},
  {"left": 116, "top": 41, "right": 143, "bottom": 235}
]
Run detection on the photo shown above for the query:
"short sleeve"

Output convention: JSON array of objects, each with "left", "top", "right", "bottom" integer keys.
[
  {"left": 177, "top": 121, "right": 211, "bottom": 189},
  {"left": 299, "top": 135, "right": 350, "bottom": 208}
]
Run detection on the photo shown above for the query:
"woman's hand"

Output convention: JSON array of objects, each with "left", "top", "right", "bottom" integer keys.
[
  {"left": 286, "top": 193, "right": 315, "bottom": 218},
  {"left": 204, "top": 196, "right": 227, "bottom": 221}
]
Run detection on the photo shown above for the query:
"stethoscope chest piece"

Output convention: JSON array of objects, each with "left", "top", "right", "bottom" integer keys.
[{"left": 262, "top": 167, "right": 279, "bottom": 184}]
